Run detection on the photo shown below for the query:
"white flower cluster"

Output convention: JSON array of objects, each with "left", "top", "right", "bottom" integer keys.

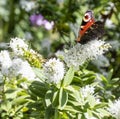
[
  {"left": 10, "top": 37, "right": 28, "bottom": 55},
  {"left": 43, "top": 58, "right": 65, "bottom": 84},
  {"left": 0, "top": 50, "right": 36, "bottom": 80},
  {"left": 80, "top": 85, "right": 95, "bottom": 98},
  {"left": 108, "top": 98, "right": 120, "bottom": 119},
  {"left": 62, "top": 39, "right": 110, "bottom": 69},
  {"left": 10, "top": 37, "right": 42, "bottom": 61},
  {"left": 0, "top": 50, "right": 12, "bottom": 76},
  {"left": 20, "top": 0, "right": 36, "bottom": 12},
  {"left": 12, "top": 58, "right": 36, "bottom": 80},
  {"left": 80, "top": 85, "right": 100, "bottom": 104}
]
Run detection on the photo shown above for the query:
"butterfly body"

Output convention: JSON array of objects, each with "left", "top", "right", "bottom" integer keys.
[{"left": 77, "top": 10, "right": 105, "bottom": 44}]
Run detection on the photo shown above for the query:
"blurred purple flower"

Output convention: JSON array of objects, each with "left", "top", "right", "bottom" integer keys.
[
  {"left": 30, "top": 14, "right": 44, "bottom": 26},
  {"left": 43, "top": 20, "right": 54, "bottom": 30},
  {"left": 36, "top": 14, "right": 44, "bottom": 26},
  {"left": 30, "top": 14, "right": 54, "bottom": 30}
]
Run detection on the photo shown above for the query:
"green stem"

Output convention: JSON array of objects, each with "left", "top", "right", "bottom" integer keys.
[
  {"left": 7, "top": 0, "right": 15, "bottom": 35},
  {"left": 54, "top": 109, "right": 61, "bottom": 119},
  {"left": 1, "top": 76, "right": 6, "bottom": 101}
]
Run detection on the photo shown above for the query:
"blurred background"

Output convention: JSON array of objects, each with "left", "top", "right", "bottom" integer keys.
[{"left": 0, "top": 0, "right": 120, "bottom": 79}]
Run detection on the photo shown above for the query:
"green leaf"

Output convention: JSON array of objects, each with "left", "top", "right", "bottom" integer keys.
[
  {"left": 63, "top": 105, "right": 81, "bottom": 113},
  {"left": 77, "top": 113, "right": 82, "bottom": 119},
  {"left": 65, "top": 86, "right": 82, "bottom": 104},
  {"left": 29, "top": 81, "right": 48, "bottom": 98},
  {"left": 87, "top": 95, "right": 96, "bottom": 108},
  {"left": 13, "top": 95, "right": 29, "bottom": 105},
  {"left": 62, "top": 67, "right": 75, "bottom": 87},
  {"left": 45, "top": 90, "right": 53, "bottom": 107},
  {"left": 96, "top": 108, "right": 110, "bottom": 117},
  {"left": 112, "top": 78, "right": 119, "bottom": 82},
  {"left": 87, "top": 109, "right": 93, "bottom": 117},
  {"left": 32, "top": 67, "right": 46, "bottom": 81},
  {"left": 73, "top": 76, "right": 82, "bottom": 84},
  {"left": 111, "top": 13, "right": 119, "bottom": 25},
  {"left": 45, "top": 105, "right": 54, "bottom": 119},
  {"left": 52, "top": 90, "right": 59, "bottom": 107},
  {"left": 107, "top": 69, "right": 113, "bottom": 81},
  {"left": 94, "top": 103, "right": 107, "bottom": 109},
  {"left": 58, "top": 88, "right": 68, "bottom": 110},
  {"left": 68, "top": 100, "right": 83, "bottom": 107},
  {"left": 5, "top": 89, "right": 18, "bottom": 99},
  {"left": 97, "top": 74, "right": 108, "bottom": 84},
  {"left": 1, "top": 101, "right": 12, "bottom": 111},
  {"left": 54, "top": 109, "right": 61, "bottom": 119}
]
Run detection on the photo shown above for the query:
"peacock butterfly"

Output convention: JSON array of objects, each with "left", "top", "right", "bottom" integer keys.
[{"left": 77, "top": 10, "right": 105, "bottom": 44}]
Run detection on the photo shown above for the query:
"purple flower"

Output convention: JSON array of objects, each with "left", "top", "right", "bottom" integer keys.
[
  {"left": 43, "top": 20, "right": 54, "bottom": 30},
  {"left": 36, "top": 14, "right": 44, "bottom": 26},
  {"left": 30, "top": 14, "right": 44, "bottom": 26},
  {"left": 30, "top": 14, "right": 54, "bottom": 30}
]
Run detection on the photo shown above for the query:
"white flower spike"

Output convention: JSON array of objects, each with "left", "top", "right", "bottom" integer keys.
[
  {"left": 43, "top": 58, "right": 65, "bottom": 84},
  {"left": 10, "top": 37, "right": 28, "bottom": 55},
  {"left": 0, "top": 50, "right": 12, "bottom": 76},
  {"left": 108, "top": 98, "right": 120, "bottom": 119},
  {"left": 63, "top": 39, "right": 110, "bottom": 69}
]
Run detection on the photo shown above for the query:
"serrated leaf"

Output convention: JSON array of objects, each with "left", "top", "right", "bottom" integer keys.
[{"left": 62, "top": 67, "right": 75, "bottom": 87}]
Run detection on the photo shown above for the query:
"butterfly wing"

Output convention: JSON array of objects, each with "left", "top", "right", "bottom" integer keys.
[
  {"left": 77, "top": 10, "right": 105, "bottom": 44},
  {"left": 78, "top": 21, "right": 105, "bottom": 44}
]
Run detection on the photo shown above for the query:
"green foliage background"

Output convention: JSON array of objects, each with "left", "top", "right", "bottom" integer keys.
[
  {"left": 0, "top": 0, "right": 120, "bottom": 75},
  {"left": 0, "top": 0, "right": 120, "bottom": 118}
]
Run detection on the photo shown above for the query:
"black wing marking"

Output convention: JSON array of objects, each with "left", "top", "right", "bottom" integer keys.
[{"left": 79, "top": 21, "right": 105, "bottom": 44}]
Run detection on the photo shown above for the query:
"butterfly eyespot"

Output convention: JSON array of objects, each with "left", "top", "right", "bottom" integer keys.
[
  {"left": 83, "top": 13, "right": 91, "bottom": 22},
  {"left": 85, "top": 15, "right": 89, "bottom": 19}
]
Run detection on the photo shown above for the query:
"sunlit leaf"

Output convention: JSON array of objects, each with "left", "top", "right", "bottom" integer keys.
[
  {"left": 58, "top": 88, "right": 68, "bottom": 110},
  {"left": 62, "top": 67, "right": 75, "bottom": 87},
  {"left": 45, "top": 90, "right": 53, "bottom": 107},
  {"left": 52, "top": 90, "right": 59, "bottom": 107}
]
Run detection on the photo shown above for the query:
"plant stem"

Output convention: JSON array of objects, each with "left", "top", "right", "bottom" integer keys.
[{"left": 7, "top": 0, "right": 15, "bottom": 35}]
